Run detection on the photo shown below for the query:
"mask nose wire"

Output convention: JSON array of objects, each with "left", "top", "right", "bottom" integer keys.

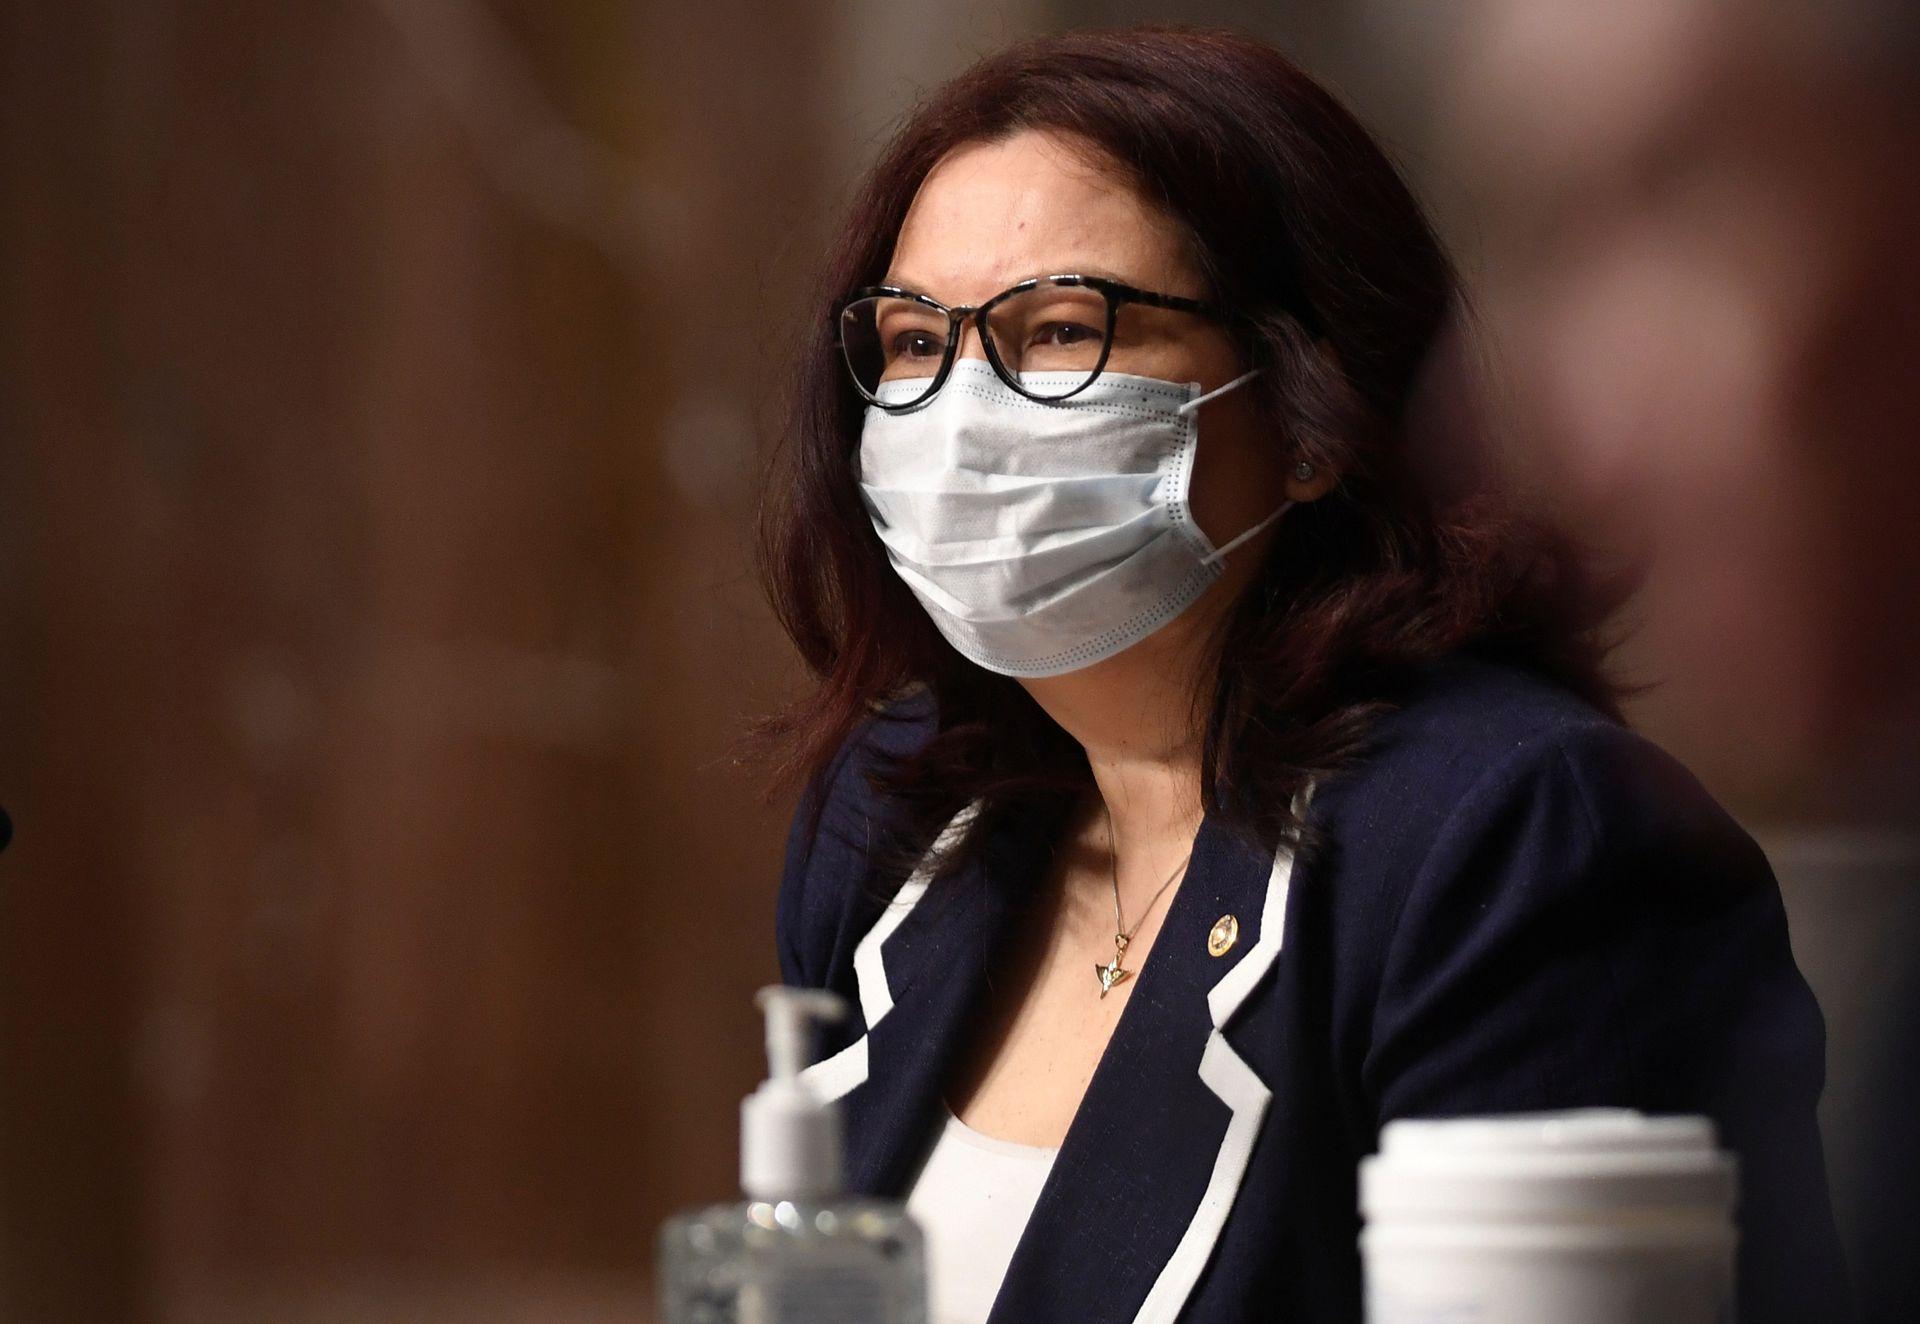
[{"left": 1174, "top": 366, "right": 1262, "bottom": 417}]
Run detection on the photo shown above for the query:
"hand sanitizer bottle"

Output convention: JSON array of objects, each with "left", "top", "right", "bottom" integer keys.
[{"left": 657, "top": 985, "right": 928, "bottom": 1323}]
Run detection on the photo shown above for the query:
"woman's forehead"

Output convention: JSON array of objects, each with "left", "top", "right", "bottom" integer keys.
[{"left": 885, "top": 130, "right": 1200, "bottom": 304}]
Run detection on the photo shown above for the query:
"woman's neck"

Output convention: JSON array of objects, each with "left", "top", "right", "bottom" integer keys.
[
  {"left": 1018, "top": 590, "right": 1230, "bottom": 900},
  {"left": 1083, "top": 736, "right": 1206, "bottom": 860}
]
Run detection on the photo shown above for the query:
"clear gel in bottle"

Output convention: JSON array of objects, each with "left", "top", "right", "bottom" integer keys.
[{"left": 657, "top": 985, "right": 927, "bottom": 1324}]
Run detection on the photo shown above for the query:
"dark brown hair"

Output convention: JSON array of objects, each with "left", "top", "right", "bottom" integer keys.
[{"left": 748, "top": 24, "right": 1627, "bottom": 891}]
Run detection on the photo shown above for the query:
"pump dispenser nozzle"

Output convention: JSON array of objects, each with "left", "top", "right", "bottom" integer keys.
[
  {"left": 661, "top": 984, "right": 926, "bottom": 1321},
  {"left": 758, "top": 985, "right": 844, "bottom": 1083},
  {"left": 741, "top": 984, "right": 848, "bottom": 1200}
]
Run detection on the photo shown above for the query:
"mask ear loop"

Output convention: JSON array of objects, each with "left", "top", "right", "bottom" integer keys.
[
  {"left": 1200, "top": 499, "right": 1294, "bottom": 569},
  {"left": 1175, "top": 367, "right": 1288, "bottom": 567},
  {"left": 1174, "top": 366, "right": 1263, "bottom": 418}
]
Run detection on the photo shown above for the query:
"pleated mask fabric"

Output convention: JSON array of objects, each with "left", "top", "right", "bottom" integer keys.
[{"left": 856, "top": 358, "right": 1290, "bottom": 677}]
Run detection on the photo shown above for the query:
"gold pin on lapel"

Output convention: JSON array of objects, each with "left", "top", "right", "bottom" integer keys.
[{"left": 1207, "top": 914, "right": 1240, "bottom": 957}]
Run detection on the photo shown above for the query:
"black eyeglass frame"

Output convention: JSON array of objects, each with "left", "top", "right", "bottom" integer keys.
[{"left": 828, "top": 273, "right": 1242, "bottom": 411}]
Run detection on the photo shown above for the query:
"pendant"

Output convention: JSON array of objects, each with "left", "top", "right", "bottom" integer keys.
[{"left": 1095, "top": 934, "right": 1133, "bottom": 997}]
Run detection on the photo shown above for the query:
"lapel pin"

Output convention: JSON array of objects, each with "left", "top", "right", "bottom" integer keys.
[{"left": 1208, "top": 913, "right": 1240, "bottom": 957}]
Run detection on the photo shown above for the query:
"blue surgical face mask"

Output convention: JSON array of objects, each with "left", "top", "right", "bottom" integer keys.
[{"left": 856, "top": 358, "right": 1291, "bottom": 677}]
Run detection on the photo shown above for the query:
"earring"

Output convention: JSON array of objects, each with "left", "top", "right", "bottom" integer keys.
[{"left": 1293, "top": 459, "right": 1317, "bottom": 482}]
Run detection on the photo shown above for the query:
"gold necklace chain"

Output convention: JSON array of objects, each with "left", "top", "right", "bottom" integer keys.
[{"left": 1094, "top": 800, "right": 1193, "bottom": 997}]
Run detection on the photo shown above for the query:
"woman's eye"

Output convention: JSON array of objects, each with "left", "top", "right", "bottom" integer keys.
[
  {"left": 1034, "top": 321, "right": 1100, "bottom": 348},
  {"left": 887, "top": 330, "right": 943, "bottom": 359}
]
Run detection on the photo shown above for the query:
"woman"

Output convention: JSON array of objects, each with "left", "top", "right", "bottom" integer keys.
[{"left": 752, "top": 25, "right": 1846, "bottom": 1324}]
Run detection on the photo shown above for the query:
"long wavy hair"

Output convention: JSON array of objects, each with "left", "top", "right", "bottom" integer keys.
[{"left": 747, "top": 24, "right": 1628, "bottom": 893}]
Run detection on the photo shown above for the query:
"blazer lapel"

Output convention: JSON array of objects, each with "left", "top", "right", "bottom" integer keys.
[
  {"left": 986, "top": 810, "right": 1288, "bottom": 1324},
  {"left": 813, "top": 793, "right": 1297, "bottom": 1324},
  {"left": 832, "top": 793, "right": 1071, "bottom": 1196}
]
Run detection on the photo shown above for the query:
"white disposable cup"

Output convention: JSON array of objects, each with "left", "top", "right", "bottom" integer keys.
[{"left": 1359, "top": 1109, "right": 1737, "bottom": 1324}]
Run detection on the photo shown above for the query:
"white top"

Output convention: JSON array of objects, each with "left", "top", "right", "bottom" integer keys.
[{"left": 903, "top": 1101, "right": 1060, "bottom": 1324}]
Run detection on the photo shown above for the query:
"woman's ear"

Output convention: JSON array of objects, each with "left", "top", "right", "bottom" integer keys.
[
  {"left": 1251, "top": 326, "right": 1349, "bottom": 503},
  {"left": 1284, "top": 457, "right": 1340, "bottom": 503}
]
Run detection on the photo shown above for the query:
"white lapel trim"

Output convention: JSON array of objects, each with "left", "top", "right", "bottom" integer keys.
[
  {"left": 1130, "top": 829, "right": 1298, "bottom": 1324},
  {"left": 1205, "top": 831, "right": 1296, "bottom": 1029},
  {"left": 799, "top": 1033, "right": 869, "bottom": 1102},
  {"left": 798, "top": 799, "right": 980, "bottom": 1103}
]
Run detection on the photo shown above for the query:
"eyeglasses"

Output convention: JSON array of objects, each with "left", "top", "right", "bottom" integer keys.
[{"left": 829, "top": 273, "right": 1238, "bottom": 411}]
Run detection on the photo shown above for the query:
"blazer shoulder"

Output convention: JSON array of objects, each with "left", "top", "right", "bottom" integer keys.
[
  {"left": 1307, "top": 653, "right": 1757, "bottom": 924},
  {"left": 1370, "top": 652, "right": 1623, "bottom": 762},
  {"left": 1306, "top": 658, "right": 1793, "bottom": 1107},
  {"left": 1313, "top": 653, "right": 1628, "bottom": 829},
  {"left": 806, "top": 687, "right": 941, "bottom": 867},
  {"left": 774, "top": 688, "right": 939, "bottom": 988}
]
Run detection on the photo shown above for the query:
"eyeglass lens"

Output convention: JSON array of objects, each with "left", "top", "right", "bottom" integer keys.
[{"left": 839, "top": 278, "right": 1113, "bottom": 406}]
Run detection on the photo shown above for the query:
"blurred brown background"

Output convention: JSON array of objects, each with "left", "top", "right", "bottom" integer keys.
[{"left": 2, "top": 1, "right": 1913, "bottom": 1320}]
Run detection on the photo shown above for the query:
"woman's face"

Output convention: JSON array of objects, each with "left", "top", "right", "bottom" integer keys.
[{"left": 882, "top": 128, "right": 1305, "bottom": 698}]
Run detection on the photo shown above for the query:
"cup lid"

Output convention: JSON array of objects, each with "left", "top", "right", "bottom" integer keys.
[{"left": 1361, "top": 1109, "right": 1737, "bottom": 1220}]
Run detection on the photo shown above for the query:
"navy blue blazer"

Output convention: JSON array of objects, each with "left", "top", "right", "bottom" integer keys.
[{"left": 774, "top": 655, "right": 1849, "bottom": 1323}]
